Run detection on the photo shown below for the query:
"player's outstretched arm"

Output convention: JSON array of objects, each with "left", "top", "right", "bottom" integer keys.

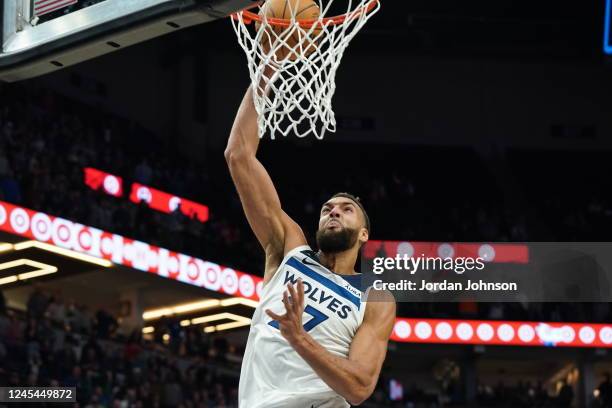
[
  {"left": 267, "top": 282, "right": 396, "bottom": 405},
  {"left": 225, "top": 82, "right": 306, "bottom": 281}
]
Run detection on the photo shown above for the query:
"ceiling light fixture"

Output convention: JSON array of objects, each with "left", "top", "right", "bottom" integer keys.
[
  {"left": 142, "top": 297, "right": 258, "bottom": 321},
  {"left": 13, "top": 241, "right": 113, "bottom": 267},
  {"left": 0, "top": 259, "right": 57, "bottom": 285}
]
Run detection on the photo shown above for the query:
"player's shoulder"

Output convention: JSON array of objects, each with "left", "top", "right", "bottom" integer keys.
[
  {"left": 364, "top": 287, "right": 395, "bottom": 303},
  {"left": 362, "top": 289, "right": 396, "bottom": 325}
]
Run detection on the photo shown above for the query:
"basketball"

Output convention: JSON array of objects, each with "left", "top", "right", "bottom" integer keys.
[{"left": 256, "top": 0, "right": 322, "bottom": 61}]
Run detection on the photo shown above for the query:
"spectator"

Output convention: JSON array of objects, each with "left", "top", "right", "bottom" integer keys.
[
  {"left": 95, "top": 308, "right": 117, "bottom": 339},
  {"left": 74, "top": 304, "right": 93, "bottom": 334},
  {"left": 557, "top": 380, "right": 574, "bottom": 407},
  {"left": 0, "top": 289, "right": 6, "bottom": 315},
  {"left": 46, "top": 296, "right": 67, "bottom": 326},
  {"left": 27, "top": 285, "right": 48, "bottom": 320},
  {"left": 598, "top": 373, "right": 612, "bottom": 408}
]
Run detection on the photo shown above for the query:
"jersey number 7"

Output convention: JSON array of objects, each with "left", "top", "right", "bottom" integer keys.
[{"left": 268, "top": 305, "right": 329, "bottom": 332}]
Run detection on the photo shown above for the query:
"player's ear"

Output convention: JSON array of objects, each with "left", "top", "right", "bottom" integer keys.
[{"left": 358, "top": 227, "right": 369, "bottom": 245}]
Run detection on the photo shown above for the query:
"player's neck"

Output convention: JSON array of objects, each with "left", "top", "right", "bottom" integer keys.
[{"left": 318, "top": 249, "right": 358, "bottom": 276}]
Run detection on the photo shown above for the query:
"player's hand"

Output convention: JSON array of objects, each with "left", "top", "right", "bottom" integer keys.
[{"left": 265, "top": 279, "right": 306, "bottom": 346}]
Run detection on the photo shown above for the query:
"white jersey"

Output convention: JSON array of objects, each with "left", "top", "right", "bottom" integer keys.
[{"left": 239, "top": 245, "right": 368, "bottom": 408}]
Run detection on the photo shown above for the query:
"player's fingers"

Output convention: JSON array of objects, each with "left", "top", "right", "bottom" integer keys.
[
  {"left": 287, "top": 284, "right": 299, "bottom": 313},
  {"left": 282, "top": 291, "right": 294, "bottom": 317},
  {"left": 297, "top": 278, "right": 304, "bottom": 307},
  {"left": 290, "top": 281, "right": 301, "bottom": 312},
  {"left": 265, "top": 309, "right": 284, "bottom": 321}
]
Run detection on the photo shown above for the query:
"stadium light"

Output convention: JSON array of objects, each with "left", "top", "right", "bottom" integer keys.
[
  {"left": 220, "top": 297, "right": 259, "bottom": 308},
  {"left": 202, "top": 320, "right": 251, "bottom": 333},
  {"left": 18, "top": 265, "right": 58, "bottom": 279},
  {"left": 0, "top": 243, "right": 13, "bottom": 252},
  {"left": 173, "top": 299, "right": 221, "bottom": 314},
  {"left": 143, "top": 312, "right": 252, "bottom": 333},
  {"left": 193, "top": 313, "right": 251, "bottom": 332},
  {"left": 143, "top": 297, "right": 258, "bottom": 321},
  {"left": 13, "top": 241, "right": 113, "bottom": 267},
  {"left": 0, "top": 259, "right": 57, "bottom": 285},
  {"left": 143, "top": 300, "right": 221, "bottom": 320},
  {"left": 215, "top": 320, "right": 251, "bottom": 331},
  {"left": 191, "top": 312, "right": 249, "bottom": 325},
  {"left": 0, "top": 276, "right": 18, "bottom": 286},
  {"left": 142, "top": 308, "right": 175, "bottom": 321}
]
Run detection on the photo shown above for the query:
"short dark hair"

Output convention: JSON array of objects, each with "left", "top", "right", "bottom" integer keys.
[{"left": 330, "top": 192, "right": 371, "bottom": 233}]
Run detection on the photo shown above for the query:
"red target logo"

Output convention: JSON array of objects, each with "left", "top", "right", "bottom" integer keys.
[
  {"left": 239, "top": 275, "right": 255, "bottom": 298},
  {"left": 222, "top": 269, "right": 238, "bottom": 295},
  {"left": 32, "top": 213, "right": 52, "bottom": 242},
  {"left": 0, "top": 204, "right": 7, "bottom": 226},
  {"left": 203, "top": 263, "right": 222, "bottom": 291},
  {"left": 10, "top": 208, "right": 30, "bottom": 234}
]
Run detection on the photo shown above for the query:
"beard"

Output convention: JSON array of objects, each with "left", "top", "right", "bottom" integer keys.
[{"left": 316, "top": 226, "right": 359, "bottom": 254}]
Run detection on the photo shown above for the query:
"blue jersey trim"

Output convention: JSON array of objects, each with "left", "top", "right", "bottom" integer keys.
[
  {"left": 286, "top": 257, "right": 361, "bottom": 310},
  {"left": 340, "top": 275, "right": 362, "bottom": 292},
  {"left": 299, "top": 249, "right": 363, "bottom": 293}
]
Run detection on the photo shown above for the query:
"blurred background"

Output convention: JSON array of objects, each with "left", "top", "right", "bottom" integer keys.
[{"left": 1, "top": 0, "right": 612, "bottom": 406}]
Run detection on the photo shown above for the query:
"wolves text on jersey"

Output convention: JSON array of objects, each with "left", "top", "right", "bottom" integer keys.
[{"left": 283, "top": 270, "right": 353, "bottom": 320}]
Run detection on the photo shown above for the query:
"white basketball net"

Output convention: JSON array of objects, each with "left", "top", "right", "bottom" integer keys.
[{"left": 231, "top": 0, "right": 380, "bottom": 139}]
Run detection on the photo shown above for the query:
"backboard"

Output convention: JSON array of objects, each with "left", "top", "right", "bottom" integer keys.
[{"left": 1, "top": 0, "right": 257, "bottom": 82}]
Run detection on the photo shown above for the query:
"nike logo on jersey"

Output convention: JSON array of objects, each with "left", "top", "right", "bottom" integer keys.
[{"left": 302, "top": 257, "right": 320, "bottom": 268}]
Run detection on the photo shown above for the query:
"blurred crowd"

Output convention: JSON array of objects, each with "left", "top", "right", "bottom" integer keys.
[
  {"left": 360, "top": 378, "right": 590, "bottom": 408},
  {"left": 363, "top": 373, "right": 612, "bottom": 408},
  {"left": 507, "top": 149, "right": 612, "bottom": 242},
  {"left": 475, "top": 381, "right": 573, "bottom": 408},
  {"left": 5, "top": 285, "right": 605, "bottom": 408},
  {"left": 0, "top": 287, "right": 241, "bottom": 407}
]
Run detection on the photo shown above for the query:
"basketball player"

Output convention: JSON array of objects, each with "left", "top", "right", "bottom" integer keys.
[{"left": 225, "top": 81, "right": 396, "bottom": 407}]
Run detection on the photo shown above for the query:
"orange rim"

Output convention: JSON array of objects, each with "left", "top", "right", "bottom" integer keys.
[{"left": 232, "top": 0, "right": 379, "bottom": 28}]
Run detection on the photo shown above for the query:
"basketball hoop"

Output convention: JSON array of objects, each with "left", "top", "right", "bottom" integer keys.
[{"left": 231, "top": 0, "right": 380, "bottom": 139}]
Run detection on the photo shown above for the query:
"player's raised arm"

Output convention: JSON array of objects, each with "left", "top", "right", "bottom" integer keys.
[{"left": 224, "top": 83, "right": 306, "bottom": 280}]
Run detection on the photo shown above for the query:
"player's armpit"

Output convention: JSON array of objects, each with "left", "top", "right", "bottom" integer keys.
[{"left": 280, "top": 212, "right": 308, "bottom": 256}]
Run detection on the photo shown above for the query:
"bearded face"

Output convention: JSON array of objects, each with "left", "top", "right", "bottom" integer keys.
[
  {"left": 317, "top": 197, "right": 369, "bottom": 255},
  {"left": 316, "top": 225, "right": 359, "bottom": 254}
]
